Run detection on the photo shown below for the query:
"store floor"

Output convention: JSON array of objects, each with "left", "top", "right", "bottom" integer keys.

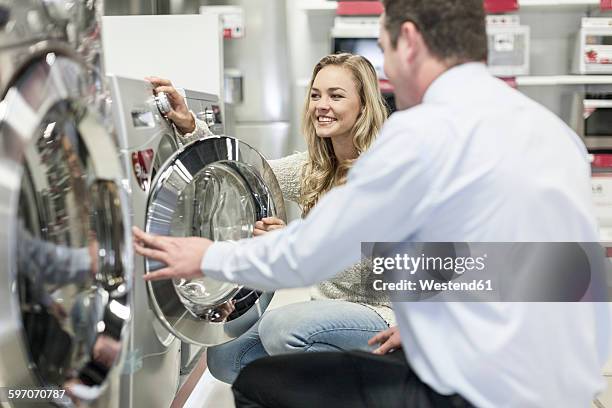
[
  {"left": 185, "top": 287, "right": 312, "bottom": 408},
  {"left": 184, "top": 370, "right": 234, "bottom": 408}
]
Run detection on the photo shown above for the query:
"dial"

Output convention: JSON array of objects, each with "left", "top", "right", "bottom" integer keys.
[{"left": 155, "top": 92, "right": 172, "bottom": 116}]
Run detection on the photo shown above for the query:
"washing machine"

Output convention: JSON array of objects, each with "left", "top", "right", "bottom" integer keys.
[
  {"left": 108, "top": 75, "right": 184, "bottom": 408},
  {"left": 0, "top": 1, "right": 132, "bottom": 407},
  {"left": 176, "top": 87, "right": 224, "bottom": 371},
  {"left": 108, "top": 75, "right": 284, "bottom": 407}
]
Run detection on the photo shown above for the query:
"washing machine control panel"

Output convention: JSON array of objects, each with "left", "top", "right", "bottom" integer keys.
[
  {"left": 130, "top": 107, "right": 156, "bottom": 129},
  {"left": 107, "top": 75, "right": 179, "bottom": 150},
  {"left": 182, "top": 89, "right": 224, "bottom": 135}
]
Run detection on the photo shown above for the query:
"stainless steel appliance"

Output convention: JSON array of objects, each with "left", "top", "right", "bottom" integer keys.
[
  {"left": 0, "top": 2, "right": 132, "bottom": 407},
  {"left": 180, "top": 88, "right": 225, "bottom": 138},
  {"left": 108, "top": 75, "right": 283, "bottom": 408},
  {"left": 572, "top": 18, "right": 612, "bottom": 75},
  {"left": 332, "top": 17, "right": 384, "bottom": 76},
  {"left": 486, "top": 15, "right": 530, "bottom": 77},
  {"left": 108, "top": 75, "right": 183, "bottom": 408},
  {"left": 204, "top": 0, "right": 291, "bottom": 160},
  {"left": 571, "top": 93, "right": 612, "bottom": 150},
  {"left": 176, "top": 87, "right": 225, "bottom": 373}
]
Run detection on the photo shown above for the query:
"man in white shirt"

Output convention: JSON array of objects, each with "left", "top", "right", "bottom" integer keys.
[{"left": 133, "top": 0, "right": 610, "bottom": 406}]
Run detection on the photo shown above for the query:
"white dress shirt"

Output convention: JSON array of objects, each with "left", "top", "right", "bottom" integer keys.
[{"left": 203, "top": 63, "right": 610, "bottom": 407}]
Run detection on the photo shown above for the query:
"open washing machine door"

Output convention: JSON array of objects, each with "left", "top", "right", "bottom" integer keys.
[
  {"left": 145, "top": 136, "right": 285, "bottom": 346},
  {"left": 0, "top": 52, "right": 132, "bottom": 406}
]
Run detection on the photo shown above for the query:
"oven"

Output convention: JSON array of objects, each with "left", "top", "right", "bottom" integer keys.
[
  {"left": 331, "top": 16, "right": 396, "bottom": 112},
  {"left": 571, "top": 93, "right": 612, "bottom": 150},
  {"left": 573, "top": 18, "right": 612, "bottom": 75}
]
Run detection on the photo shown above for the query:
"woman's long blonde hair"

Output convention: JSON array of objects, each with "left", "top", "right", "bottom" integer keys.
[{"left": 299, "top": 53, "right": 388, "bottom": 216}]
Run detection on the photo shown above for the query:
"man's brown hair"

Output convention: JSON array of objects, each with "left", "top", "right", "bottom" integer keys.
[{"left": 382, "top": 0, "right": 487, "bottom": 65}]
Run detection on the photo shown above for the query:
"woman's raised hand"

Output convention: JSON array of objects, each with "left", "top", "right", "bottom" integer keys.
[
  {"left": 145, "top": 76, "right": 196, "bottom": 134},
  {"left": 253, "top": 217, "right": 286, "bottom": 236}
]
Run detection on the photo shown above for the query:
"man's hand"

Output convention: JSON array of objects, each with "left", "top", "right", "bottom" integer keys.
[
  {"left": 368, "top": 325, "right": 402, "bottom": 355},
  {"left": 253, "top": 217, "right": 286, "bottom": 236},
  {"left": 145, "top": 76, "right": 196, "bottom": 134},
  {"left": 132, "top": 227, "right": 212, "bottom": 281}
]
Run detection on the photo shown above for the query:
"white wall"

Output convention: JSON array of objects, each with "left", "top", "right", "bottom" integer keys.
[{"left": 102, "top": 14, "right": 223, "bottom": 96}]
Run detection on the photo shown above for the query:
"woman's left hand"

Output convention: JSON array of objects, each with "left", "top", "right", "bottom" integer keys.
[
  {"left": 368, "top": 326, "right": 402, "bottom": 355},
  {"left": 253, "top": 217, "right": 286, "bottom": 236}
]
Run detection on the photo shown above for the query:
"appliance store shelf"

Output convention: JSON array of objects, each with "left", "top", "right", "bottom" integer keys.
[
  {"left": 299, "top": 0, "right": 337, "bottom": 12},
  {"left": 516, "top": 75, "right": 612, "bottom": 86},
  {"left": 298, "top": 76, "right": 612, "bottom": 87},
  {"left": 300, "top": 0, "right": 600, "bottom": 12},
  {"left": 519, "top": 0, "right": 598, "bottom": 7}
]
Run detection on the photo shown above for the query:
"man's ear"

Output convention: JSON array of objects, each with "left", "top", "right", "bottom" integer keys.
[{"left": 399, "top": 21, "right": 422, "bottom": 64}]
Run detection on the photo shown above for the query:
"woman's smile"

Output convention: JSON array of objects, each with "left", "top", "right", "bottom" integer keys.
[{"left": 316, "top": 115, "right": 337, "bottom": 126}]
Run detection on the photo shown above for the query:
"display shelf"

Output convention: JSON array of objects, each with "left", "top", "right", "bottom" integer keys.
[
  {"left": 520, "top": 0, "right": 598, "bottom": 6},
  {"left": 299, "top": 0, "right": 600, "bottom": 12},
  {"left": 301, "top": 75, "right": 612, "bottom": 87},
  {"left": 516, "top": 75, "right": 612, "bottom": 85},
  {"left": 299, "top": 0, "right": 337, "bottom": 12}
]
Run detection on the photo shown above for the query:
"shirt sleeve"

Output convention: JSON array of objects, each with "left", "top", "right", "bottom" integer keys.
[{"left": 202, "top": 115, "right": 439, "bottom": 290}]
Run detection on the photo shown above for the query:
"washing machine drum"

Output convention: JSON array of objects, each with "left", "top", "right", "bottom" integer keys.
[
  {"left": 0, "top": 53, "right": 131, "bottom": 404},
  {"left": 146, "top": 136, "right": 286, "bottom": 346}
]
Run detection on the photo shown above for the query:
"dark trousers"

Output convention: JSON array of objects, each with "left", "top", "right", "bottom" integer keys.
[{"left": 232, "top": 350, "right": 473, "bottom": 408}]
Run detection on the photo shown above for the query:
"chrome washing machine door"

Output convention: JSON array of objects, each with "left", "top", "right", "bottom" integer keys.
[
  {"left": 0, "top": 52, "right": 131, "bottom": 406},
  {"left": 145, "top": 136, "right": 285, "bottom": 346}
]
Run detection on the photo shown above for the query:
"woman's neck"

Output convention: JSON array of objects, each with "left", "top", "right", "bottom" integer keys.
[{"left": 331, "top": 134, "right": 358, "bottom": 162}]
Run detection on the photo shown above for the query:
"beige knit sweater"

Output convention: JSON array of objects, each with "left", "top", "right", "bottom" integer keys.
[
  {"left": 268, "top": 152, "right": 395, "bottom": 326},
  {"left": 188, "top": 118, "right": 395, "bottom": 326}
]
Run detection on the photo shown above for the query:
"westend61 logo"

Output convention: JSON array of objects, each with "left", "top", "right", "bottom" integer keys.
[
  {"left": 372, "top": 253, "right": 487, "bottom": 275},
  {"left": 362, "top": 242, "right": 610, "bottom": 302}
]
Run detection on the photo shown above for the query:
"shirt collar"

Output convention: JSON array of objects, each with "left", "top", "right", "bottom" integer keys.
[{"left": 422, "top": 62, "right": 489, "bottom": 104}]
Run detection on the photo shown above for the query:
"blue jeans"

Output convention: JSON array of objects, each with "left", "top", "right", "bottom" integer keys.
[{"left": 207, "top": 300, "right": 389, "bottom": 384}]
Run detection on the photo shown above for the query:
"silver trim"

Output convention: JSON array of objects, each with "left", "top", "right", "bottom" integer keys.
[
  {"left": 144, "top": 136, "right": 285, "bottom": 345},
  {"left": 0, "top": 53, "right": 131, "bottom": 406}
]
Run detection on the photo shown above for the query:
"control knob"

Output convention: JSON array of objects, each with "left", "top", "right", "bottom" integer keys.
[
  {"left": 155, "top": 92, "right": 172, "bottom": 116},
  {"left": 204, "top": 108, "right": 215, "bottom": 126}
]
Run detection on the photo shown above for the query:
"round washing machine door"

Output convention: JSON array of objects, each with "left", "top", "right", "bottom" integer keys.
[
  {"left": 145, "top": 136, "right": 286, "bottom": 346},
  {"left": 0, "top": 52, "right": 131, "bottom": 405}
]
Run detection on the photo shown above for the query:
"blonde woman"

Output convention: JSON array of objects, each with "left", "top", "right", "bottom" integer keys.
[{"left": 148, "top": 53, "right": 391, "bottom": 384}]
